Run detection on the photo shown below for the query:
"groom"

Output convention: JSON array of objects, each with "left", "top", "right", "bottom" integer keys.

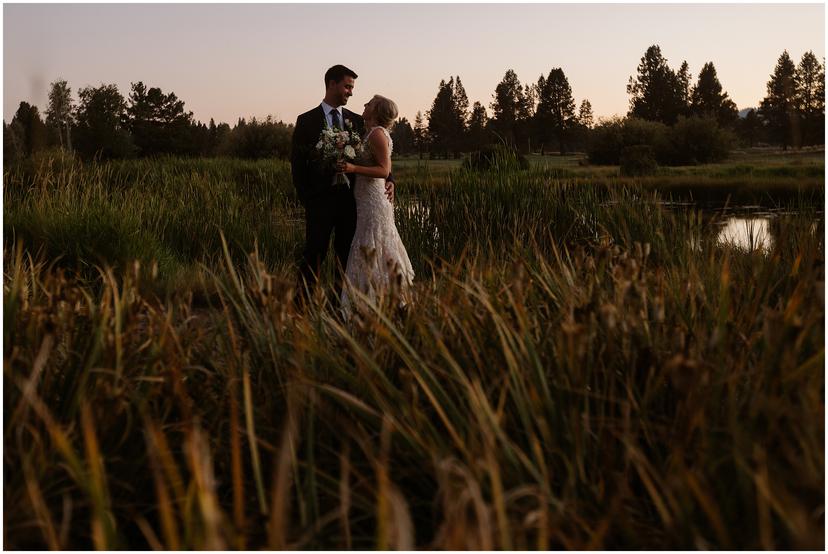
[{"left": 291, "top": 64, "right": 395, "bottom": 299}]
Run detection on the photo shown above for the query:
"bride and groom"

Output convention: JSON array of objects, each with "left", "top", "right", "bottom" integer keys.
[{"left": 290, "top": 64, "right": 414, "bottom": 312}]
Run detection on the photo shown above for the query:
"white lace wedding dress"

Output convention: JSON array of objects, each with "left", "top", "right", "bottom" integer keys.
[{"left": 341, "top": 126, "right": 414, "bottom": 315}]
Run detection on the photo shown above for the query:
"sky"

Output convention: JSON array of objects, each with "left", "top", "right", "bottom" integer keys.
[{"left": 3, "top": 3, "right": 825, "bottom": 126}]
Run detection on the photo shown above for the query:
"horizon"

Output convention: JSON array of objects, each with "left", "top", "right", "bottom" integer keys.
[{"left": 4, "top": 3, "right": 825, "bottom": 126}]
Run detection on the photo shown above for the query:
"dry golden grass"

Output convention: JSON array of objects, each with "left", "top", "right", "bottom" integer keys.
[{"left": 3, "top": 154, "right": 824, "bottom": 549}]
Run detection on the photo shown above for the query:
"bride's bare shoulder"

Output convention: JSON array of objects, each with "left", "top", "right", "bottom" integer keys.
[{"left": 367, "top": 127, "right": 391, "bottom": 147}]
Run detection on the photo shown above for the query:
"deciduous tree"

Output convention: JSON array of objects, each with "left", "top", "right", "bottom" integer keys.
[
  {"left": 74, "top": 83, "right": 134, "bottom": 159},
  {"left": 45, "top": 79, "right": 74, "bottom": 150}
]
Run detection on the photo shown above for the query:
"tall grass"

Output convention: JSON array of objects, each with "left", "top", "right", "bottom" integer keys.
[
  {"left": 4, "top": 154, "right": 824, "bottom": 549},
  {"left": 4, "top": 156, "right": 301, "bottom": 293}
]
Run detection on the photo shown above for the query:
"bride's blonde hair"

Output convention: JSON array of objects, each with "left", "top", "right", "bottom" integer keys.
[{"left": 371, "top": 95, "right": 398, "bottom": 128}]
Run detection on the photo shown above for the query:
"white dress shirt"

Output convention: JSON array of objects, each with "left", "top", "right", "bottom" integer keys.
[{"left": 320, "top": 101, "right": 344, "bottom": 129}]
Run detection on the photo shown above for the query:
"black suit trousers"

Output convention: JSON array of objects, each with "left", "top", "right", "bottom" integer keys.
[{"left": 299, "top": 187, "right": 357, "bottom": 294}]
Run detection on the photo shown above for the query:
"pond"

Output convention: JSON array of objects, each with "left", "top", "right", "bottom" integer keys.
[
  {"left": 662, "top": 201, "right": 822, "bottom": 253},
  {"left": 396, "top": 197, "right": 822, "bottom": 255},
  {"left": 715, "top": 217, "right": 774, "bottom": 251}
]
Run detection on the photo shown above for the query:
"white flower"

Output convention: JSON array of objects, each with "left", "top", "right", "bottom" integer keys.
[{"left": 344, "top": 145, "right": 356, "bottom": 159}]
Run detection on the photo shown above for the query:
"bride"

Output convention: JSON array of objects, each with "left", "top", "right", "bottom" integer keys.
[{"left": 336, "top": 94, "right": 414, "bottom": 315}]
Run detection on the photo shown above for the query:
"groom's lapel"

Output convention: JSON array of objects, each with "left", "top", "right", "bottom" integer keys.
[{"left": 316, "top": 105, "right": 326, "bottom": 132}]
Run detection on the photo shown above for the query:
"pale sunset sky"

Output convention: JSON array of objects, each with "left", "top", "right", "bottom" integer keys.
[{"left": 4, "top": 3, "right": 825, "bottom": 126}]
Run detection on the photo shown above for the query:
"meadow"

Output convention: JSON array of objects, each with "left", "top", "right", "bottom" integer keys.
[{"left": 3, "top": 149, "right": 824, "bottom": 549}]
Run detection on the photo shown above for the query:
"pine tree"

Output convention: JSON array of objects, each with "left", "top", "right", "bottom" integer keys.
[
  {"left": 490, "top": 69, "right": 530, "bottom": 148},
  {"left": 795, "top": 51, "right": 825, "bottom": 145},
  {"left": 413, "top": 111, "right": 427, "bottom": 158},
  {"left": 467, "top": 101, "right": 489, "bottom": 151},
  {"left": 534, "top": 74, "right": 546, "bottom": 113},
  {"left": 126, "top": 82, "right": 194, "bottom": 156},
  {"left": 578, "top": 99, "right": 594, "bottom": 129},
  {"left": 690, "top": 62, "right": 738, "bottom": 127},
  {"left": 677, "top": 61, "right": 692, "bottom": 116},
  {"left": 45, "top": 79, "right": 74, "bottom": 150},
  {"left": 427, "top": 79, "right": 454, "bottom": 158},
  {"left": 10, "top": 102, "right": 48, "bottom": 157},
  {"left": 451, "top": 76, "right": 470, "bottom": 153},
  {"left": 759, "top": 50, "right": 800, "bottom": 149},
  {"left": 390, "top": 117, "right": 416, "bottom": 155},
  {"left": 535, "top": 68, "right": 577, "bottom": 153},
  {"left": 737, "top": 108, "right": 764, "bottom": 147},
  {"left": 627, "top": 45, "right": 686, "bottom": 124}
]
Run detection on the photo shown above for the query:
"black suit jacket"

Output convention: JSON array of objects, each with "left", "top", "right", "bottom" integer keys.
[{"left": 291, "top": 105, "right": 364, "bottom": 205}]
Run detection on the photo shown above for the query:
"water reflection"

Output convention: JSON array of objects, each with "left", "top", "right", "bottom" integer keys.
[
  {"left": 716, "top": 217, "right": 773, "bottom": 252},
  {"left": 393, "top": 198, "right": 819, "bottom": 257},
  {"left": 397, "top": 200, "right": 440, "bottom": 243}
]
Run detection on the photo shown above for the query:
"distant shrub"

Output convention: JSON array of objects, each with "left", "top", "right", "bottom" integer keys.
[
  {"left": 218, "top": 116, "right": 293, "bottom": 160},
  {"left": 463, "top": 144, "right": 529, "bottom": 172},
  {"left": 664, "top": 116, "right": 734, "bottom": 165},
  {"left": 623, "top": 118, "right": 671, "bottom": 161},
  {"left": 587, "top": 117, "right": 625, "bottom": 164},
  {"left": 588, "top": 116, "right": 732, "bottom": 167},
  {"left": 620, "top": 145, "right": 658, "bottom": 176}
]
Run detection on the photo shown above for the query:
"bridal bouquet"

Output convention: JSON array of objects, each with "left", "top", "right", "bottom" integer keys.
[{"left": 316, "top": 121, "right": 363, "bottom": 188}]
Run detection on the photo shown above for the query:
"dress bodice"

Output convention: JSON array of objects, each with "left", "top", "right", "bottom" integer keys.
[{"left": 358, "top": 126, "right": 393, "bottom": 165}]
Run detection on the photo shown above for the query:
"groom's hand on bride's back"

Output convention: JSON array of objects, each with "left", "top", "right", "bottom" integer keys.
[{"left": 385, "top": 178, "right": 395, "bottom": 204}]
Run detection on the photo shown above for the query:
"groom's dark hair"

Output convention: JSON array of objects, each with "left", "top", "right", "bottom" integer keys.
[{"left": 325, "top": 65, "right": 358, "bottom": 87}]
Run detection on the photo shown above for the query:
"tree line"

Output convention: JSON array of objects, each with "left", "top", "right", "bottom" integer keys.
[
  {"left": 4, "top": 80, "right": 293, "bottom": 162},
  {"left": 396, "top": 45, "right": 824, "bottom": 162},
  {"left": 4, "top": 45, "right": 824, "bottom": 165}
]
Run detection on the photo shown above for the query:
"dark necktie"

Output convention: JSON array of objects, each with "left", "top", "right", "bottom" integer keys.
[{"left": 330, "top": 109, "right": 342, "bottom": 130}]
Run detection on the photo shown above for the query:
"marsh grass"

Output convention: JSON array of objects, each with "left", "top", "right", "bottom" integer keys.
[{"left": 3, "top": 153, "right": 824, "bottom": 549}]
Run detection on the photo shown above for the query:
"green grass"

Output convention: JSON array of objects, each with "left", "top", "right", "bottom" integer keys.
[
  {"left": 3, "top": 151, "right": 825, "bottom": 549},
  {"left": 395, "top": 147, "right": 825, "bottom": 203}
]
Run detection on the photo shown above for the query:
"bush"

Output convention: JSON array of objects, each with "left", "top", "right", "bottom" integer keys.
[
  {"left": 665, "top": 116, "right": 734, "bottom": 165},
  {"left": 462, "top": 144, "right": 529, "bottom": 171},
  {"left": 218, "top": 116, "right": 293, "bottom": 160},
  {"left": 587, "top": 117, "right": 625, "bottom": 164},
  {"left": 620, "top": 145, "right": 658, "bottom": 176},
  {"left": 622, "top": 118, "right": 671, "bottom": 161},
  {"left": 587, "top": 116, "right": 732, "bottom": 167},
  {"left": 588, "top": 117, "right": 669, "bottom": 165}
]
